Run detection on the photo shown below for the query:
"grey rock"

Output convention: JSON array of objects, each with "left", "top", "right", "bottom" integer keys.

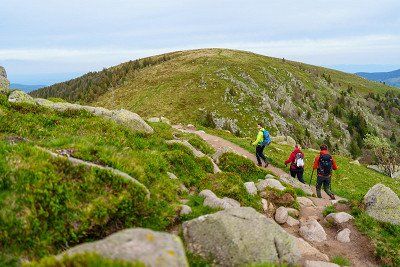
[
  {"left": 244, "top": 181, "right": 257, "bottom": 195},
  {"left": 167, "top": 140, "right": 205, "bottom": 158},
  {"left": 336, "top": 228, "right": 351, "bottom": 243},
  {"left": 364, "top": 183, "right": 400, "bottom": 225},
  {"left": 0, "top": 66, "right": 10, "bottom": 94},
  {"left": 296, "top": 238, "right": 329, "bottom": 261},
  {"left": 275, "top": 206, "right": 289, "bottom": 224},
  {"left": 256, "top": 178, "right": 286, "bottom": 191},
  {"left": 147, "top": 117, "right": 161, "bottom": 123},
  {"left": 183, "top": 207, "right": 301, "bottom": 266},
  {"left": 279, "top": 175, "right": 313, "bottom": 195},
  {"left": 261, "top": 198, "right": 269, "bottom": 212},
  {"left": 299, "top": 219, "right": 327, "bottom": 242},
  {"left": 212, "top": 147, "right": 237, "bottom": 164},
  {"left": 110, "top": 109, "right": 154, "bottom": 134},
  {"left": 286, "top": 216, "right": 300, "bottom": 227},
  {"left": 59, "top": 228, "right": 188, "bottom": 267},
  {"left": 297, "top": 197, "right": 315, "bottom": 207},
  {"left": 167, "top": 172, "right": 178, "bottom": 180},
  {"left": 180, "top": 205, "right": 192, "bottom": 216},
  {"left": 8, "top": 90, "right": 36, "bottom": 104},
  {"left": 199, "top": 189, "right": 240, "bottom": 210},
  {"left": 325, "top": 212, "right": 353, "bottom": 224}
]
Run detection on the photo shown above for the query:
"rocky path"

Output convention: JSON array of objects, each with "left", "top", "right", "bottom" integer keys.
[{"left": 174, "top": 125, "right": 380, "bottom": 267}]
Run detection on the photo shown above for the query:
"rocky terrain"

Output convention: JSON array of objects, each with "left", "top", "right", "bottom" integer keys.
[{"left": 0, "top": 66, "right": 10, "bottom": 94}]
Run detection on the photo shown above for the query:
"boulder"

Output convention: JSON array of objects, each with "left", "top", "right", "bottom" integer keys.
[
  {"left": 363, "top": 183, "right": 400, "bottom": 225},
  {"left": 110, "top": 109, "right": 154, "bottom": 134},
  {"left": 8, "top": 90, "right": 36, "bottom": 104},
  {"left": 183, "top": 207, "right": 301, "bottom": 265},
  {"left": 349, "top": 160, "right": 361, "bottom": 165},
  {"left": 297, "top": 197, "right": 315, "bottom": 207},
  {"left": 180, "top": 205, "right": 192, "bottom": 216},
  {"left": 212, "top": 147, "right": 237, "bottom": 164},
  {"left": 305, "top": 260, "right": 339, "bottom": 267},
  {"left": 296, "top": 238, "right": 329, "bottom": 261},
  {"left": 325, "top": 212, "right": 353, "bottom": 225},
  {"left": 244, "top": 182, "right": 257, "bottom": 195},
  {"left": 256, "top": 178, "right": 285, "bottom": 191},
  {"left": 299, "top": 219, "right": 327, "bottom": 242},
  {"left": 199, "top": 189, "right": 240, "bottom": 210},
  {"left": 279, "top": 175, "right": 313, "bottom": 195},
  {"left": 167, "top": 140, "right": 205, "bottom": 158},
  {"left": 0, "top": 66, "right": 10, "bottom": 94},
  {"left": 286, "top": 216, "right": 300, "bottom": 227},
  {"left": 59, "top": 228, "right": 188, "bottom": 267},
  {"left": 336, "top": 228, "right": 351, "bottom": 243},
  {"left": 275, "top": 206, "right": 289, "bottom": 224}
]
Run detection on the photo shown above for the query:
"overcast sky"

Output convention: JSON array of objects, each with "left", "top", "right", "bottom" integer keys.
[{"left": 1, "top": 0, "right": 399, "bottom": 85}]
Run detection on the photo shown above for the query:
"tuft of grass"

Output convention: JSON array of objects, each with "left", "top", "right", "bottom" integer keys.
[
  {"left": 322, "top": 205, "right": 337, "bottom": 217},
  {"left": 331, "top": 255, "right": 351, "bottom": 266}
]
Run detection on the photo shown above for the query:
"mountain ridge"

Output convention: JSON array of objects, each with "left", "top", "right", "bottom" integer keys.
[{"left": 356, "top": 69, "right": 400, "bottom": 87}]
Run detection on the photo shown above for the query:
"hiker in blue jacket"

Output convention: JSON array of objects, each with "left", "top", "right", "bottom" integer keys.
[{"left": 252, "top": 123, "right": 270, "bottom": 167}]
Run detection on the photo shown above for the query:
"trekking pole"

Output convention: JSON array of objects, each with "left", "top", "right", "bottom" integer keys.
[{"left": 309, "top": 169, "right": 314, "bottom": 186}]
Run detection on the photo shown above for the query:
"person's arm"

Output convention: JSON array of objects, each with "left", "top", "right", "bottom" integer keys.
[
  {"left": 252, "top": 131, "right": 263, "bottom": 145},
  {"left": 332, "top": 157, "right": 338, "bottom": 170},
  {"left": 284, "top": 152, "right": 294, "bottom": 165},
  {"left": 313, "top": 155, "right": 319, "bottom": 170}
]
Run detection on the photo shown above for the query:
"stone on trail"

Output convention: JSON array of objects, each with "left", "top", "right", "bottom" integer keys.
[
  {"left": 59, "top": 228, "right": 188, "bottom": 267},
  {"left": 299, "top": 219, "right": 327, "bottom": 242},
  {"left": 286, "top": 207, "right": 300, "bottom": 218},
  {"left": 244, "top": 181, "right": 257, "bottom": 195},
  {"left": 297, "top": 197, "right": 315, "bottom": 207},
  {"left": 199, "top": 189, "right": 240, "bottom": 210},
  {"left": 275, "top": 206, "right": 289, "bottom": 224},
  {"left": 325, "top": 212, "right": 354, "bottom": 225},
  {"left": 256, "top": 178, "right": 286, "bottom": 191},
  {"left": 336, "top": 228, "right": 351, "bottom": 243},
  {"left": 363, "top": 183, "right": 400, "bottom": 225},
  {"left": 296, "top": 238, "right": 329, "bottom": 262},
  {"left": 261, "top": 198, "right": 269, "bottom": 212},
  {"left": 286, "top": 216, "right": 300, "bottom": 227},
  {"left": 305, "top": 260, "right": 340, "bottom": 267},
  {"left": 183, "top": 207, "right": 301, "bottom": 266},
  {"left": 180, "top": 205, "right": 192, "bottom": 216}
]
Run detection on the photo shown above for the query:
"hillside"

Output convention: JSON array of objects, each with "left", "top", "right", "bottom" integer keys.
[
  {"left": 30, "top": 49, "right": 400, "bottom": 157},
  {"left": 357, "top": 69, "right": 400, "bottom": 87}
]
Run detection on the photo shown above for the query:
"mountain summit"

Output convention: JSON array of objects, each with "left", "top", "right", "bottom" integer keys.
[{"left": 31, "top": 49, "right": 400, "bottom": 156}]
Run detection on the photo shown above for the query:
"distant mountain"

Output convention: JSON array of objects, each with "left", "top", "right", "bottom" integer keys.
[
  {"left": 10, "top": 83, "right": 46, "bottom": 92},
  {"left": 356, "top": 69, "right": 400, "bottom": 87}
]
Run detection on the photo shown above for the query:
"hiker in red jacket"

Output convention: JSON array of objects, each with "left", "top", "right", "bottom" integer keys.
[
  {"left": 284, "top": 145, "right": 305, "bottom": 184},
  {"left": 313, "top": 144, "right": 338, "bottom": 200}
]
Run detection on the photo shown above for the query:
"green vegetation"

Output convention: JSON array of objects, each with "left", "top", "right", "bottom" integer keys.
[
  {"left": 31, "top": 49, "right": 400, "bottom": 155},
  {"left": 331, "top": 255, "right": 351, "bottom": 266},
  {"left": 322, "top": 205, "right": 337, "bottom": 217},
  {"left": 24, "top": 253, "right": 144, "bottom": 267}
]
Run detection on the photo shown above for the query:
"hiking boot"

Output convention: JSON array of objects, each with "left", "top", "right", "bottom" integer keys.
[
  {"left": 257, "top": 163, "right": 262, "bottom": 167},
  {"left": 264, "top": 162, "right": 269, "bottom": 167},
  {"left": 329, "top": 194, "right": 336, "bottom": 200}
]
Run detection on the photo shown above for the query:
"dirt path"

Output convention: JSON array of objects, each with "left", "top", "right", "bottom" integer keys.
[{"left": 173, "top": 125, "right": 380, "bottom": 267}]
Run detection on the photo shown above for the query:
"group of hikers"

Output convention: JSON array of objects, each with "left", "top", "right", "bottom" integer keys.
[{"left": 252, "top": 123, "right": 337, "bottom": 200}]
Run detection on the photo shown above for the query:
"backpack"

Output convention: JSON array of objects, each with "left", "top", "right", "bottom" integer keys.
[
  {"left": 318, "top": 154, "right": 333, "bottom": 176},
  {"left": 295, "top": 152, "right": 304, "bottom": 168},
  {"left": 261, "top": 129, "right": 271, "bottom": 146}
]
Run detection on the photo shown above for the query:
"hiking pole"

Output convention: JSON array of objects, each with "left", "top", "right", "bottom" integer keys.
[{"left": 309, "top": 169, "right": 314, "bottom": 186}]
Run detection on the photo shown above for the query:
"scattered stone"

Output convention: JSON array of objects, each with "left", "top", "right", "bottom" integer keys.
[
  {"left": 261, "top": 198, "right": 269, "bottom": 213},
  {"left": 279, "top": 175, "right": 313, "bottom": 195},
  {"left": 183, "top": 207, "right": 301, "bottom": 265},
  {"left": 256, "top": 178, "right": 286, "bottom": 191},
  {"left": 199, "top": 189, "right": 240, "bottom": 210},
  {"left": 179, "top": 184, "right": 189, "bottom": 194},
  {"left": 147, "top": 117, "right": 161, "bottom": 123},
  {"left": 167, "top": 172, "right": 178, "bottom": 180},
  {"left": 305, "top": 260, "right": 339, "bottom": 267},
  {"left": 212, "top": 147, "right": 237, "bottom": 164},
  {"left": 160, "top": 117, "right": 171, "bottom": 125},
  {"left": 166, "top": 140, "right": 205, "bottom": 157},
  {"left": 186, "top": 124, "right": 196, "bottom": 130},
  {"left": 265, "top": 174, "right": 275, "bottom": 179},
  {"left": 297, "top": 197, "right": 315, "bottom": 207},
  {"left": 336, "top": 228, "right": 351, "bottom": 243},
  {"left": 59, "top": 228, "right": 188, "bottom": 267},
  {"left": 296, "top": 238, "right": 329, "bottom": 262},
  {"left": 299, "top": 219, "right": 327, "bottom": 242},
  {"left": 244, "top": 182, "right": 257, "bottom": 195},
  {"left": 363, "top": 183, "right": 400, "bottom": 225},
  {"left": 275, "top": 206, "right": 288, "bottom": 224},
  {"left": 325, "top": 212, "right": 354, "bottom": 224},
  {"left": 349, "top": 160, "right": 361, "bottom": 165},
  {"left": 286, "top": 216, "right": 300, "bottom": 227},
  {"left": 180, "top": 205, "right": 192, "bottom": 216}
]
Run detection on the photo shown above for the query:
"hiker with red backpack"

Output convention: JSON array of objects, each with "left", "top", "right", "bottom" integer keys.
[
  {"left": 312, "top": 144, "right": 338, "bottom": 200},
  {"left": 284, "top": 144, "right": 305, "bottom": 184},
  {"left": 252, "top": 122, "right": 270, "bottom": 167}
]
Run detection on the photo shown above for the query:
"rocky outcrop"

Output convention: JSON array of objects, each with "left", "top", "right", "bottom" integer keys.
[
  {"left": 8, "top": 91, "right": 154, "bottom": 134},
  {"left": 59, "top": 228, "right": 188, "bottom": 267},
  {"left": 183, "top": 207, "right": 301, "bottom": 266},
  {"left": 199, "top": 189, "right": 240, "bottom": 210},
  {"left": 0, "top": 66, "right": 10, "bottom": 94},
  {"left": 256, "top": 178, "right": 286, "bottom": 191},
  {"left": 363, "top": 183, "right": 400, "bottom": 225}
]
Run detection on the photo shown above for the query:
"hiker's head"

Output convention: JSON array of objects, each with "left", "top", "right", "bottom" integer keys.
[
  {"left": 295, "top": 144, "right": 301, "bottom": 150},
  {"left": 320, "top": 144, "right": 328, "bottom": 151},
  {"left": 257, "top": 122, "right": 263, "bottom": 129}
]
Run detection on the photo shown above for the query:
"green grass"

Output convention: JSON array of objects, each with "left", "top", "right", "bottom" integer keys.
[
  {"left": 331, "top": 255, "right": 351, "bottom": 266},
  {"left": 322, "top": 205, "right": 337, "bottom": 217}
]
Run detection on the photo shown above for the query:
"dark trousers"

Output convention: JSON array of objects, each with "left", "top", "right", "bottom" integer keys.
[
  {"left": 316, "top": 175, "right": 333, "bottom": 198},
  {"left": 290, "top": 168, "right": 305, "bottom": 184},
  {"left": 256, "top": 145, "right": 267, "bottom": 165}
]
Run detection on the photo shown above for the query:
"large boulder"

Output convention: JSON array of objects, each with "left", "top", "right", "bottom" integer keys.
[
  {"left": 275, "top": 206, "right": 289, "bottom": 224},
  {"left": 0, "top": 66, "right": 10, "bottom": 94},
  {"left": 110, "top": 109, "right": 154, "bottom": 134},
  {"left": 257, "top": 178, "right": 286, "bottom": 191},
  {"left": 59, "top": 228, "right": 188, "bottom": 267},
  {"left": 183, "top": 207, "right": 301, "bottom": 266},
  {"left": 363, "top": 183, "right": 400, "bottom": 225},
  {"left": 8, "top": 90, "right": 36, "bottom": 104},
  {"left": 299, "top": 219, "right": 327, "bottom": 242},
  {"left": 325, "top": 212, "right": 353, "bottom": 225}
]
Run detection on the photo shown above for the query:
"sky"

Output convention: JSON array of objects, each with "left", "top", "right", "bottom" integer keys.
[{"left": 1, "top": 0, "right": 399, "bottom": 85}]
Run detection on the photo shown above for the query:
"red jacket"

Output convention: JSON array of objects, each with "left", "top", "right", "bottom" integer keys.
[
  {"left": 285, "top": 147, "right": 304, "bottom": 170},
  {"left": 313, "top": 150, "right": 338, "bottom": 176}
]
